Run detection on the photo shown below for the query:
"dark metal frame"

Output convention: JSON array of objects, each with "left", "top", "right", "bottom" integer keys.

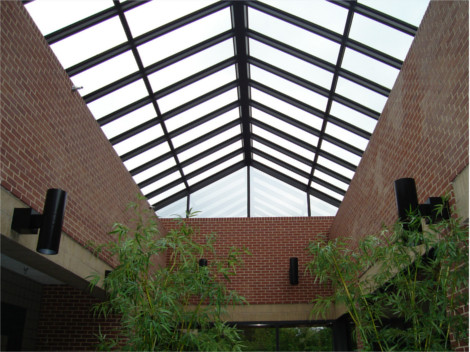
[{"left": 33, "top": 0, "right": 418, "bottom": 216}]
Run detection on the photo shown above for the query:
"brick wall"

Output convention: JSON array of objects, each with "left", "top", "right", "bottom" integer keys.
[
  {"left": 160, "top": 217, "right": 334, "bottom": 304},
  {"left": 330, "top": 1, "right": 469, "bottom": 243},
  {"left": 36, "top": 285, "right": 121, "bottom": 351},
  {"left": 0, "top": 1, "right": 159, "bottom": 266},
  {"left": 330, "top": 2, "right": 468, "bottom": 350}
]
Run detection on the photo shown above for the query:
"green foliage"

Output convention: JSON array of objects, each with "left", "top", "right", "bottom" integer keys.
[
  {"left": 89, "top": 200, "right": 250, "bottom": 351},
  {"left": 306, "top": 201, "right": 468, "bottom": 351},
  {"left": 279, "top": 326, "right": 333, "bottom": 351}
]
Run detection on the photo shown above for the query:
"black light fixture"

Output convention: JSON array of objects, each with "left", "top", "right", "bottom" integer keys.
[
  {"left": 289, "top": 257, "right": 299, "bottom": 285},
  {"left": 394, "top": 178, "right": 450, "bottom": 227},
  {"left": 199, "top": 258, "right": 208, "bottom": 267},
  {"left": 11, "top": 188, "right": 67, "bottom": 255}
]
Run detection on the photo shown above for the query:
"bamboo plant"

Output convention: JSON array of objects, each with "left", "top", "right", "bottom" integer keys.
[
  {"left": 306, "top": 200, "right": 468, "bottom": 351},
  {"left": 89, "top": 199, "right": 250, "bottom": 351}
]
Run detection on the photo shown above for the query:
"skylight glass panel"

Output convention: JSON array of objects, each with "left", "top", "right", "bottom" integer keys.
[
  {"left": 330, "top": 102, "right": 377, "bottom": 134},
  {"left": 157, "top": 65, "right": 236, "bottom": 113},
  {"left": 133, "top": 157, "right": 177, "bottom": 185},
  {"left": 114, "top": 124, "right": 163, "bottom": 155},
  {"left": 190, "top": 168, "right": 247, "bottom": 217},
  {"left": 50, "top": 17, "right": 127, "bottom": 68},
  {"left": 359, "top": 0, "right": 430, "bottom": 27},
  {"left": 101, "top": 103, "right": 156, "bottom": 139},
  {"left": 249, "top": 39, "right": 334, "bottom": 90},
  {"left": 251, "top": 89, "right": 323, "bottom": 131},
  {"left": 188, "top": 154, "right": 243, "bottom": 186},
  {"left": 124, "top": 0, "right": 218, "bottom": 37},
  {"left": 252, "top": 108, "right": 319, "bottom": 147},
  {"left": 138, "top": 8, "right": 231, "bottom": 67},
  {"left": 252, "top": 125, "right": 315, "bottom": 161},
  {"left": 141, "top": 171, "right": 181, "bottom": 196},
  {"left": 114, "top": 124, "right": 165, "bottom": 156},
  {"left": 87, "top": 79, "right": 148, "bottom": 120},
  {"left": 312, "top": 182, "right": 344, "bottom": 202},
  {"left": 165, "top": 88, "right": 238, "bottom": 132},
  {"left": 248, "top": 7, "right": 340, "bottom": 64},
  {"left": 123, "top": 142, "right": 171, "bottom": 171},
  {"left": 148, "top": 183, "right": 186, "bottom": 205},
  {"left": 349, "top": 13, "right": 414, "bottom": 61},
  {"left": 71, "top": 51, "right": 139, "bottom": 97},
  {"left": 253, "top": 141, "right": 311, "bottom": 174},
  {"left": 156, "top": 197, "right": 187, "bottom": 218},
  {"left": 251, "top": 168, "right": 308, "bottom": 217},
  {"left": 335, "top": 77, "right": 387, "bottom": 113},
  {"left": 313, "top": 170, "right": 349, "bottom": 191},
  {"left": 178, "top": 126, "right": 241, "bottom": 162},
  {"left": 172, "top": 108, "right": 239, "bottom": 148},
  {"left": 148, "top": 39, "right": 234, "bottom": 93},
  {"left": 310, "top": 195, "right": 338, "bottom": 216},
  {"left": 254, "top": 154, "right": 309, "bottom": 185},
  {"left": 317, "top": 156, "right": 355, "bottom": 180},
  {"left": 183, "top": 142, "right": 241, "bottom": 175},
  {"left": 25, "top": 0, "right": 111, "bottom": 35},
  {"left": 259, "top": 0, "right": 348, "bottom": 34},
  {"left": 325, "top": 123, "right": 369, "bottom": 151},
  {"left": 250, "top": 65, "right": 328, "bottom": 111},
  {"left": 342, "top": 48, "right": 399, "bottom": 89},
  {"left": 321, "top": 140, "right": 361, "bottom": 166}
]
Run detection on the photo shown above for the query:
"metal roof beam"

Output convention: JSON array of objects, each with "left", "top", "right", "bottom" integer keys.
[
  {"left": 248, "top": 1, "right": 403, "bottom": 69},
  {"left": 251, "top": 81, "right": 325, "bottom": 119},
  {"left": 161, "top": 81, "right": 239, "bottom": 122},
  {"left": 110, "top": 100, "right": 238, "bottom": 146},
  {"left": 251, "top": 101, "right": 321, "bottom": 138},
  {"left": 83, "top": 32, "right": 235, "bottom": 103},
  {"left": 329, "top": 0, "right": 418, "bottom": 36},
  {"left": 65, "top": 2, "right": 232, "bottom": 76},
  {"left": 251, "top": 122, "right": 357, "bottom": 172},
  {"left": 121, "top": 118, "right": 240, "bottom": 163},
  {"left": 99, "top": 80, "right": 237, "bottom": 127},
  {"left": 251, "top": 161, "right": 341, "bottom": 208},
  {"left": 45, "top": 1, "right": 147, "bottom": 44},
  {"left": 232, "top": 1, "right": 252, "bottom": 165},
  {"left": 253, "top": 148, "right": 346, "bottom": 196},
  {"left": 248, "top": 30, "right": 392, "bottom": 96},
  {"left": 151, "top": 161, "right": 246, "bottom": 211}
]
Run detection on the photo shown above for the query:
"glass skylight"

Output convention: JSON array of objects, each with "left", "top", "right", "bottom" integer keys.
[
  {"left": 248, "top": 7, "right": 340, "bottom": 64},
  {"left": 137, "top": 7, "right": 231, "bottom": 67},
  {"left": 25, "top": 0, "right": 429, "bottom": 218},
  {"left": 157, "top": 65, "right": 236, "bottom": 113},
  {"left": 51, "top": 17, "right": 127, "bottom": 68}
]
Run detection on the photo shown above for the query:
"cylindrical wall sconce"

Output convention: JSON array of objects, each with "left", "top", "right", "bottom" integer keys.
[
  {"left": 394, "top": 178, "right": 419, "bottom": 222},
  {"left": 199, "top": 258, "right": 208, "bottom": 267},
  {"left": 37, "top": 189, "right": 67, "bottom": 254},
  {"left": 11, "top": 188, "right": 67, "bottom": 255},
  {"left": 289, "top": 257, "right": 299, "bottom": 285}
]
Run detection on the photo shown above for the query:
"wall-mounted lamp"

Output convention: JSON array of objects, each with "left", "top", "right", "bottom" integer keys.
[
  {"left": 394, "top": 178, "right": 450, "bottom": 228},
  {"left": 11, "top": 188, "right": 67, "bottom": 255},
  {"left": 199, "top": 258, "right": 208, "bottom": 267},
  {"left": 289, "top": 257, "right": 299, "bottom": 285}
]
